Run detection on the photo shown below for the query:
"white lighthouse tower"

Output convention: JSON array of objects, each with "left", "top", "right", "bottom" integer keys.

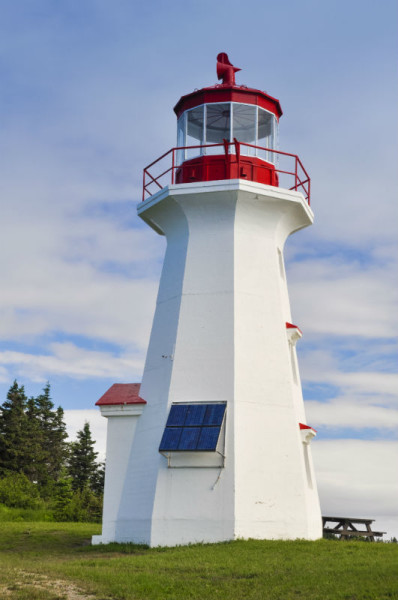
[{"left": 93, "top": 54, "right": 322, "bottom": 546}]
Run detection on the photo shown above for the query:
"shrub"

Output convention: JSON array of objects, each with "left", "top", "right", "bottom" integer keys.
[
  {"left": 0, "top": 503, "right": 53, "bottom": 522},
  {"left": 0, "top": 472, "right": 43, "bottom": 509},
  {"left": 51, "top": 480, "right": 103, "bottom": 523}
]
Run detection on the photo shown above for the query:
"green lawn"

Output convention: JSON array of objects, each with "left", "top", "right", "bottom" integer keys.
[{"left": 0, "top": 522, "right": 397, "bottom": 600}]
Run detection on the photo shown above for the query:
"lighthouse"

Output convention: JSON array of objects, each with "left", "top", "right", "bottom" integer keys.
[{"left": 92, "top": 54, "right": 323, "bottom": 546}]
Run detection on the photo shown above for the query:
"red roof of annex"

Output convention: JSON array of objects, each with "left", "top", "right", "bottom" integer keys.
[{"left": 96, "top": 383, "right": 146, "bottom": 406}]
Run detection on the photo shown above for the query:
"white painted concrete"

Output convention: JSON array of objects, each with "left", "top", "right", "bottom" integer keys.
[
  {"left": 95, "top": 179, "right": 322, "bottom": 546},
  {"left": 92, "top": 404, "right": 145, "bottom": 545}
]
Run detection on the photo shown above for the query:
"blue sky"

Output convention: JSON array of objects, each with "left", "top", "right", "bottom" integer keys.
[{"left": 0, "top": 0, "right": 397, "bottom": 536}]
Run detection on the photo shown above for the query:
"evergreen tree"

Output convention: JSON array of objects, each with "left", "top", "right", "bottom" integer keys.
[
  {"left": 52, "top": 471, "right": 73, "bottom": 521},
  {"left": 0, "top": 381, "right": 68, "bottom": 487},
  {"left": 33, "top": 384, "right": 68, "bottom": 487},
  {"left": 24, "top": 395, "right": 43, "bottom": 482},
  {"left": 71, "top": 487, "right": 103, "bottom": 522},
  {"left": 0, "top": 381, "right": 104, "bottom": 522},
  {"left": 90, "top": 461, "right": 105, "bottom": 496},
  {"left": 0, "top": 471, "right": 42, "bottom": 509},
  {"left": 0, "top": 381, "right": 31, "bottom": 475},
  {"left": 68, "top": 422, "right": 101, "bottom": 492}
]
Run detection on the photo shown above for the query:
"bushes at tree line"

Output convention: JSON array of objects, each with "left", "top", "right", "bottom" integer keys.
[
  {"left": 0, "top": 472, "right": 43, "bottom": 509},
  {"left": 0, "top": 381, "right": 104, "bottom": 522}
]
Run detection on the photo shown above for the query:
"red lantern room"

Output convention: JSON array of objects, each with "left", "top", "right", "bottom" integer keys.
[
  {"left": 174, "top": 53, "right": 282, "bottom": 186},
  {"left": 143, "top": 54, "right": 310, "bottom": 203}
]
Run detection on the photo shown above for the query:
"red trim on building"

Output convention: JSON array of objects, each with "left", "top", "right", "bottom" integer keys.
[
  {"left": 299, "top": 423, "right": 317, "bottom": 432},
  {"left": 286, "top": 322, "right": 303, "bottom": 335},
  {"left": 174, "top": 86, "right": 282, "bottom": 120},
  {"left": 96, "top": 383, "right": 146, "bottom": 406},
  {"left": 143, "top": 144, "right": 311, "bottom": 204},
  {"left": 175, "top": 153, "right": 278, "bottom": 186}
]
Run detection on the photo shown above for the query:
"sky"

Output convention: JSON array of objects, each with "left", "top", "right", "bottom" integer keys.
[{"left": 0, "top": 0, "right": 397, "bottom": 538}]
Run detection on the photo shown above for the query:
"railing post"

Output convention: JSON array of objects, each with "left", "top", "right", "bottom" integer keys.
[
  {"left": 223, "top": 139, "right": 230, "bottom": 179},
  {"left": 171, "top": 149, "right": 175, "bottom": 185},
  {"left": 295, "top": 157, "right": 298, "bottom": 192},
  {"left": 142, "top": 169, "right": 146, "bottom": 202},
  {"left": 234, "top": 138, "right": 240, "bottom": 179},
  {"left": 308, "top": 179, "right": 311, "bottom": 205}
]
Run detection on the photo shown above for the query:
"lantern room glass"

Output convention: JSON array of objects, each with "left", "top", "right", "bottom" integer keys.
[
  {"left": 232, "top": 104, "right": 257, "bottom": 156},
  {"left": 177, "top": 103, "right": 278, "bottom": 164},
  {"left": 257, "top": 109, "right": 275, "bottom": 162},
  {"left": 205, "top": 103, "right": 231, "bottom": 155},
  {"left": 186, "top": 106, "right": 204, "bottom": 159}
]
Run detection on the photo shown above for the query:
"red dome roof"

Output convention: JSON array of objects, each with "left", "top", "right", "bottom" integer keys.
[{"left": 174, "top": 85, "right": 282, "bottom": 121}]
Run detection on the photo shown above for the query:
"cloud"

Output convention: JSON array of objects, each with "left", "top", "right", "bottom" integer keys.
[
  {"left": 312, "top": 439, "right": 398, "bottom": 538},
  {"left": 64, "top": 409, "right": 107, "bottom": 460},
  {"left": 306, "top": 399, "right": 398, "bottom": 431},
  {"left": 287, "top": 254, "right": 398, "bottom": 339},
  {"left": 299, "top": 342, "right": 398, "bottom": 434},
  {"left": 301, "top": 352, "right": 398, "bottom": 396},
  {"left": 0, "top": 180, "right": 162, "bottom": 350},
  {"left": 316, "top": 371, "right": 398, "bottom": 396},
  {"left": 0, "top": 272, "right": 158, "bottom": 350},
  {"left": 0, "top": 366, "right": 9, "bottom": 384},
  {"left": 0, "top": 343, "right": 143, "bottom": 382}
]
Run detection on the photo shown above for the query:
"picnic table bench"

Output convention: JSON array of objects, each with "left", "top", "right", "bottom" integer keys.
[{"left": 322, "top": 516, "right": 386, "bottom": 541}]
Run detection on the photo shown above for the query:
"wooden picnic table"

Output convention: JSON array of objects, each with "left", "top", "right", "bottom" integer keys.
[{"left": 322, "top": 516, "right": 386, "bottom": 541}]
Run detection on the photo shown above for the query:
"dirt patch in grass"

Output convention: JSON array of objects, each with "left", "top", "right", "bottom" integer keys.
[{"left": 0, "top": 571, "right": 101, "bottom": 600}]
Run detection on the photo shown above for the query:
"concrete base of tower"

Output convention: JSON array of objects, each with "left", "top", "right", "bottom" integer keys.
[{"left": 92, "top": 518, "right": 322, "bottom": 547}]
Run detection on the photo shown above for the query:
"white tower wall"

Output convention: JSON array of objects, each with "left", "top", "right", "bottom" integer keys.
[{"left": 94, "top": 179, "right": 322, "bottom": 546}]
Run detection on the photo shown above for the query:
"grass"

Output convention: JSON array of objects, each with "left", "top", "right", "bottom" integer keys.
[
  {"left": 0, "top": 503, "right": 54, "bottom": 522},
  {"left": 0, "top": 522, "right": 397, "bottom": 599}
]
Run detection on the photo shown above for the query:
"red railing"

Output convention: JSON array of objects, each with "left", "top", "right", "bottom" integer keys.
[{"left": 142, "top": 142, "right": 311, "bottom": 204}]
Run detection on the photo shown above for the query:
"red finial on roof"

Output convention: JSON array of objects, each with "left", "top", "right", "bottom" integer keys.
[{"left": 217, "top": 53, "right": 241, "bottom": 86}]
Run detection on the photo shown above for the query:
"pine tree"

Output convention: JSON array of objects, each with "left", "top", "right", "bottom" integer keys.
[
  {"left": 0, "top": 381, "right": 68, "bottom": 488},
  {"left": 24, "top": 396, "right": 43, "bottom": 482},
  {"left": 33, "top": 384, "right": 68, "bottom": 487},
  {"left": 0, "top": 381, "right": 31, "bottom": 475},
  {"left": 52, "top": 471, "right": 73, "bottom": 521},
  {"left": 0, "top": 382, "right": 104, "bottom": 522},
  {"left": 90, "top": 461, "right": 105, "bottom": 496},
  {"left": 68, "top": 422, "right": 100, "bottom": 492}
]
